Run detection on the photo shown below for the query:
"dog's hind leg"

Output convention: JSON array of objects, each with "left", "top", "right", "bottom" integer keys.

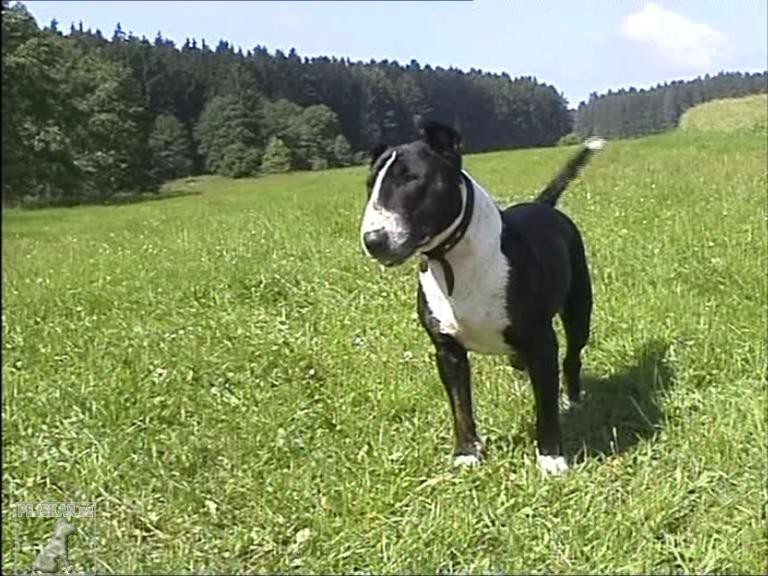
[
  {"left": 526, "top": 324, "right": 568, "bottom": 475},
  {"left": 560, "top": 243, "right": 592, "bottom": 405},
  {"left": 508, "top": 350, "right": 527, "bottom": 371}
]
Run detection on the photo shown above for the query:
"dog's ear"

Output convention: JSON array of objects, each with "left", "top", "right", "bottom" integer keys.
[
  {"left": 369, "top": 142, "right": 388, "bottom": 167},
  {"left": 419, "top": 119, "right": 462, "bottom": 168}
]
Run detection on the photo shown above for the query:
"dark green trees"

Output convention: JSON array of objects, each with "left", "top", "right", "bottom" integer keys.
[
  {"left": 2, "top": 2, "right": 144, "bottom": 203},
  {"left": 261, "top": 137, "right": 291, "bottom": 174},
  {"left": 149, "top": 114, "right": 193, "bottom": 181},
  {"left": 195, "top": 95, "right": 261, "bottom": 178}
]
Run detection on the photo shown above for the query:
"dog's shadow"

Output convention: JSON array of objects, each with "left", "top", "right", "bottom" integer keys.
[{"left": 561, "top": 339, "right": 676, "bottom": 463}]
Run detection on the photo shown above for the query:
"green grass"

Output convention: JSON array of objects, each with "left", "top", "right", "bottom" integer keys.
[
  {"left": 3, "top": 127, "right": 766, "bottom": 573},
  {"left": 680, "top": 93, "right": 768, "bottom": 133}
]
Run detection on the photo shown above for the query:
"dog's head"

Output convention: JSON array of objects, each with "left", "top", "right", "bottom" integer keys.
[
  {"left": 359, "top": 120, "right": 465, "bottom": 266},
  {"left": 53, "top": 518, "right": 76, "bottom": 539}
]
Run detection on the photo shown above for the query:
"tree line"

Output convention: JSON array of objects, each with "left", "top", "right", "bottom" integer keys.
[
  {"left": 4, "top": 1, "right": 765, "bottom": 207},
  {"left": 1, "top": 1, "right": 572, "bottom": 206},
  {"left": 571, "top": 71, "right": 767, "bottom": 140}
]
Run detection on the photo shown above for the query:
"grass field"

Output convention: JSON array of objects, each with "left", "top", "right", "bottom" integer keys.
[
  {"left": 680, "top": 93, "right": 768, "bottom": 134},
  {"left": 3, "top": 107, "right": 767, "bottom": 571}
]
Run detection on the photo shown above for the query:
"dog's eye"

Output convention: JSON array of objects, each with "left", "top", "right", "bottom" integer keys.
[{"left": 403, "top": 173, "right": 419, "bottom": 183}]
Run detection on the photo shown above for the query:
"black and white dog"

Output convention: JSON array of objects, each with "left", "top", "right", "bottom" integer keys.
[{"left": 360, "top": 120, "right": 605, "bottom": 475}]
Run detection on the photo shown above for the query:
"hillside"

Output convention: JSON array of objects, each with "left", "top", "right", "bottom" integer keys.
[
  {"left": 679, "top": 94, "right": 768, "bottom": 133},
  {"left": 573, "top": 72, "right": 767, "bottom": 139}
]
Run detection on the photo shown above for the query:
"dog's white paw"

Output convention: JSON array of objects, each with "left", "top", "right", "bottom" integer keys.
[
  {"left": 453, "top": 453, "right": 482, "bottom": 467},
  {"left": 537, "top": 453, "right": 569, "bottom": 476}
]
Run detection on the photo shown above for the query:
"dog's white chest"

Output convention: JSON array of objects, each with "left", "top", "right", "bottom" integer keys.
[{"left": 419, "top": 252, "right": 511, "bottom": 355}]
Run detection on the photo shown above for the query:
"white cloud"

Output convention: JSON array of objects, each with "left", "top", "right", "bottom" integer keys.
[{"left": 621, "top": 3, "right": 731, "bottom": 71}]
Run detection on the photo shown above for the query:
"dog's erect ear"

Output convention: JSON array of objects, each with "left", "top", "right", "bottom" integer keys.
[
  {"left": 418, "top": 119, "right": 462, "bottom": 168},
  {"left": 369, "top": 142, "right": 388, "bottom": 167}
]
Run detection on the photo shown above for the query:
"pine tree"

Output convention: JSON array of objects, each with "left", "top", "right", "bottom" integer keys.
[
  {"left": 293, "top": 104, "right": 339, "bottom": 169},
  {"left": 112, "top": 22, "right": 125, "bottom": 43},
  {"left": 194, "top": 95, "right": 261, "bottom": 177},
  {"left": 260, "top": 136, "right": 291, "bottom": 173},
  {"left": 217, "top": 142, "right": 261, "bottom": 178},
  {"left": 331, "top": 134, "right": 353, "bottom": 167},
  {"left": 148, "top": 114, "right": 193, "bottom": 181}
]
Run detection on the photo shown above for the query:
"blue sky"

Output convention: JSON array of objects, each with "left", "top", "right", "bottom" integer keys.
[{"left": 24, "top": 0, "right": 768, "bottom": 107}]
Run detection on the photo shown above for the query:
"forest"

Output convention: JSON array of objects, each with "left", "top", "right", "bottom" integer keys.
[{"left": 2, "top": 1, "right": 765, "bottom": 206}]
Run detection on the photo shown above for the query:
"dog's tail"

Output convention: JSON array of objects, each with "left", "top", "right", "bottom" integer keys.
[{"left": 535, "top": 137, "right": 606, "bottom": 207}]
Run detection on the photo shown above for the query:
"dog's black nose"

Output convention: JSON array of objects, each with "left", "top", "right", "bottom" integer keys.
[{"left": 363, "top": 229, "right": 389, "bottom": 258}]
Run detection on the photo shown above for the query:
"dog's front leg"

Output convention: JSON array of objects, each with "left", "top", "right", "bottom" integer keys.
[{"left": 433, "top": 335, "right": 484, "bottom": 466}]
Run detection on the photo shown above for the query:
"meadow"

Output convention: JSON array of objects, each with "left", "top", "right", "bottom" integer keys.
[{"left": 2, "top": 103, "right": 767, "bottom": 572}]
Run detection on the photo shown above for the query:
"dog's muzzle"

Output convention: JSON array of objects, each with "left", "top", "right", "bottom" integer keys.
[
  {"left": 362, "top": 229, "right": 388, "bottom": 258},
  {"left": 362, "top": 228, "right": 415, "bottom": 266}
]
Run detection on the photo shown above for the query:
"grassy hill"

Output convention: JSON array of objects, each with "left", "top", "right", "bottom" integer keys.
[
  {"left": 3, "top": 126, "right": 766, "bottom": 572},
  {"left": 679, "top": 93, "right": 768, "bottom": 133}
]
